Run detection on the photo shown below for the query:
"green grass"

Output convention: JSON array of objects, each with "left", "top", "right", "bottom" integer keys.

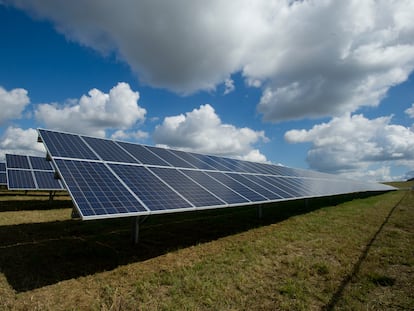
[{"left": 0, "top": 188, "right": 413, "bottom": 310}]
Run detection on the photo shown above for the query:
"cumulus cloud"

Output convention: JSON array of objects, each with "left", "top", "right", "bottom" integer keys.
[
  {"left": 406, "top": 103, "right": 414, "bottom": 118},
  {"left": 5, "top": 0, "right": 414, "bottom": 120},
  {"left": 35, "top": 82, "right": 146, "bottom": 137},
  {"left": 111, "top": 129, "right": 148, "bottom": 141},
  {"left": 0, "top": 86, "right": 30, "bottom": 125},
  {"left": 0, "top": 127, "right": 45, "bottom": 160},
  {"left": 223, "top": 78, "right": 235, "bottom": 95},
  {"left": 285, "top": 114, "right": 414, "bottom": 180},
  {"left": 153, "top": 104, "right": 268, "bottom": 161}
]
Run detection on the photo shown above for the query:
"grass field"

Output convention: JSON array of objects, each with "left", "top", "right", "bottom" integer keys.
[{"left": 0, "top": 186, "right": 413, "bottom": 310}]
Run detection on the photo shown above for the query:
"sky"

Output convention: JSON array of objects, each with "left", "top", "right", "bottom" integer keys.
[{"left": 0, "top": 0, "right": 414, "bottom": 182}]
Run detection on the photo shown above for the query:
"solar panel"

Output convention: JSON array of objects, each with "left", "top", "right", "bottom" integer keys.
[
  {"left": 109, "top": 164, "right": 193, "bottom": 212},
  {"left": 149, "top": 167, "right": 225, "bottom": 207},
  {"left": 54, "top": 159, "right": 147, "bottom": 217},
  {"left": 29, "top": 155, "right": 54, "bottom": 170},
  {"left": 38, "top": 129, "right": 99, "bottom": 160},
  {"left": 0, "top": 163, "right": 7, "bottom": 185},
  {"left": 0, "top": 173, "right": 6, "bottom": 185},
  {"left": 38, "top": 128, "right": 396, "bottom": 220},
  {"left": 7, "top": 170, "right": 36, "bottom": 189},
  {"left": 6, "top": 154, "right": 30, "bottom": 169},
  {"left": 83, "top": 136, "right": 138, "bottom": 163},
  {"left": 180, "top": 169, "right": 249, "bottom": 204},
  {"left": 5, "top": 154, "right": 64, "bottom": 190},
  {"left": 117, "top": 142, "right": 171, "bottom": 166},
  {"left": 205, "top": 171, "right": 269, "bottom": 202}
]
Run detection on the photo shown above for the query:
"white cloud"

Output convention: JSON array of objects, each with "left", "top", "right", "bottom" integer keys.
[
  {"left": 6, "top": 0, "right": 414, "bottom": 120},
  {"left": 285, "top": 114, "right": 414, "bottom": 180},
  {"left": 406, "top": 103, "right": 414, "bottom": 118},
  {"left": 241, "top": 149, "right": 269, "bottom": 163},
  {"left": 35, "top": 82, "right": 146, "bottom": 137},
  {"left": 0, "top": 127, "right": 45, "bottom": 161},
  {"left": 223, "top": 78, "right": 235, "bottom": 95},
  {"left": 0, "top": 86, "right": 30, "bottom": 125},
  {"left": 153, "top": 104, "right": 268, "bottom": 161},
  {"left": 111, "top": 129, "right": 148, "bottom": 141}
]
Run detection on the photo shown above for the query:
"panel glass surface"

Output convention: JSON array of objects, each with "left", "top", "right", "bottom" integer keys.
[
  {"left": 226, "top": 173, "right": 283, "bottom": 200},
  {"left": 117, "top": 142, "right": 171, "bottom": 166},
  {"left": 0, "top": 162, "right": 6, "bottom": 172},
  {"left": 147, "top": 147, "right": 196, "bottom": 169},
  {"left": 189, "top": 154, "right": 233, "bottom": 171},
  {"left": 6, "top": 154, "right": 30, "bottom": 169},
  {"left": 150, "top": 167, "right": 225, "bottom": 207},
  {"left": 217, "top": 158, "right": 251, "bottom": 173},
  {"left": 110, "top": 164, "right": 193, "bottom": 211},
  {"left": 83, "top": 136, "right": 138, "bottom": 163},
  {"left": 29, "top": 156, "right": 54, "bottom": 171},
  {"left": 257, "top": 176, "right": 305, "bottom": 197},
  {"left": 54, "top": 159, "right": 147, "bottom": 217},
  {"left": 0, "top": 172, "right": 6, "bottom": 185},
  {"left": 7, "top": 170, "right": 35, "bottom": 189},
  {"left": 180, "top": 169, "right": 249, "bottom": 204},
  {"left": 39, "top": 129, "right": 99, "bottom": 160},
  {"left": 236, "top": 162, "right": 270, "bottom": 174},
  {"left": 34, "top": 171, "right": 64, "bottom": 190},
  {"left": 168, "top": 150, "right": 217, "bottom": 170},
  {"left": 206, "top": 171, "right": 268, "bottom": 202},
  {"left": 243, "top": 174, "right": 295, "bottom": 198}
]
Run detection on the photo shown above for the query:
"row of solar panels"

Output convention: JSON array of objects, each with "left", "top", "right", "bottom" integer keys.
[
  {"left": 37, "top": 129, "right": 395, "bottom": 220},
  {"left": 1, "top": 154, "right": 64, "bottom": 190}
]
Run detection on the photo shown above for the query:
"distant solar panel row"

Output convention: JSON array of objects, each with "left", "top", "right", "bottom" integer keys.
[
  {"left": 5, "top": 154, "right": 65, "bottom": 190},
  {"left": 0, "top": 162, "right": 6, "bottom": 185},
  {"left": 38, "top": 129, "right": 395, "bottom": 220}
]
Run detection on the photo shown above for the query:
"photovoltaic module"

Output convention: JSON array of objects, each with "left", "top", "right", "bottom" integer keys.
[{"left": 37, "top": 128, "right": 395, "bottom": 220}]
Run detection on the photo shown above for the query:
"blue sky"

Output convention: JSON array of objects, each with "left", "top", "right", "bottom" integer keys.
[{"left": 0, "top": 1, "right": 414, "bottom": 181}]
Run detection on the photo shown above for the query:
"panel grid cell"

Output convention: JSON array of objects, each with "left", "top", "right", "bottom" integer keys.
[
  {"left": 0, "top": 172, "right": 7, "bottom": 185},
  {"left": 206, "top": 171, "right": 268, "bottom": 202},
  {"left": 168, "top": 150, "right": 217, "bottom": 170},
  {"left": 181, "top": 169, "right": 249, "bottom": 204},
  {"left": 117, "top": 142, "right": 171, "bottom": 166},
  {"left": 7, "top": 170, "right": 36, "bottom": 189},
  {"left": 150, "top": 167, "right": 225, "bottom": 207},
  {"left": 244, "top": 174, "right": 294, "bottom": 198},
  {"left": 83, "top": 136, "right": 138, "bottom": 163},
  {"left": 29, "top": 156, "right": 54, "bottom": 171},
  {"left": 54, "top": 159, "right": 147, "bottom": 217},
  {"left": 110, "top": 164, "right": 193, "bottom": 211},
  {"left": 34, "top": 171, "right": 64, "bottom": 190},
  {"left": 0, "top": 162, "right": 6, "bottom": 172},
  {"left": 226, "top": 173, "right": 283, "bottom": 200},
  {"left": 147, "top": 147, "right": 196, "bottom": 169},
  {"left": 6, "top": 154, "right": 30, "bottom": 169},
  {"left": 39, "top": 129, "right": 99, "bottom": 160},
  {"left": 190, "top": 154, "right": 233, "bottom": 171},
  {"left": 257, "top": 176, "right": 304, "bottom": 198}
]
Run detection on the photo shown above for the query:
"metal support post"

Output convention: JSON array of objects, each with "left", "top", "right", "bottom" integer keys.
[
  {"left": 257, "top": 204, "right": 263, "bottom": 219},
  {"left": 132, "top": 216, "right": 140, "bottom": 244}
]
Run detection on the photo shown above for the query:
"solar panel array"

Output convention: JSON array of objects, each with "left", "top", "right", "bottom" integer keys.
[
  {"left": 5, "top": 154, "right": 65, "bottom": 190},
  {"left": 0, "top": 162, "right": 6, "bottom": 186},
  {"left": 38, "top": 129, "right": 395, "bottom": 221}
]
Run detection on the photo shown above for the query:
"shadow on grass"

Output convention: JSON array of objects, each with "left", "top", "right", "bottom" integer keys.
[
  {"left": 0, "top": 191, "right": 72, "bottom": 212},
  {"left": 0, "top": 193, "right": 380, "bottom": 292}
]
